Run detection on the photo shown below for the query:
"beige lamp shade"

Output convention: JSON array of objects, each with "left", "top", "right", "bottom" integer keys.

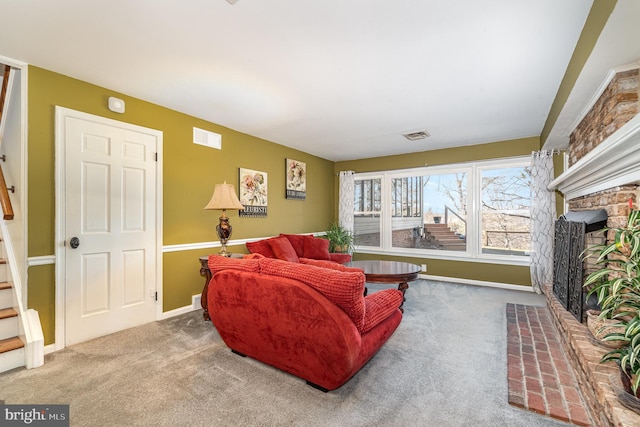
[{"left": 204, "top": 182, "right": 244, "bottom": 211}]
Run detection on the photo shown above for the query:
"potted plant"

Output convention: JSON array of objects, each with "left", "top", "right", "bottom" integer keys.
[
  {"left": 600, "top": 315, "right": 640, "bottom": 398},
  {"left": 584, "top": 208, "right": 640, "bottom": 322},
  {"left": 324, "top": 222, "right": 354, "bottom": 254},
  {"left": 583, "top": 207, "right": 640, "bottom": 405}
]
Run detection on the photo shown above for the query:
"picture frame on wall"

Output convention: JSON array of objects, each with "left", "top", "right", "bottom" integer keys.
[
  {"left": 238, "top": 167, "right": 268, "bottom": 217},
  {"left": 285, "top": 158, "right": 306, "bottom": 200}
]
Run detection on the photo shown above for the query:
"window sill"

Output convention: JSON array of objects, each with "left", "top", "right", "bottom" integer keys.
[{"left": 355, "top": 247, "right": 531, "bottom": 267}]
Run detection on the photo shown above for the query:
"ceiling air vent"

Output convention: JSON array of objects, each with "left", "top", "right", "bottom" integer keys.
[{"left": 402, "top": 130, "right": 431, "bottom": 141}]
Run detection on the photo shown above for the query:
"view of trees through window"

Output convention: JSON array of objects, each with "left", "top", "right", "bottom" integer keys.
[
  {"left": 481, "top": 166, "right": 531, "bottom": 255},
  {"left": 353, "top": 160, "right": 531, "bottom": 257}
]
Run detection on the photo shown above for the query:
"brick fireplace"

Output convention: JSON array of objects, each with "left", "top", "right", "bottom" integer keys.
[{"left": 547, "top": 63, "right": 640, "bottom": 426}]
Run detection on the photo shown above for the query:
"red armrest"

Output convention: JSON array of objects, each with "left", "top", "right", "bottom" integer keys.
[{"left": 361, "top": 289, "right": 404, "bottom": 334}]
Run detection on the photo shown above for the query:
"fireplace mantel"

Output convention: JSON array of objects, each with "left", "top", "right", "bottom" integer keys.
[{"left": 548, "top": 113, "right": 640, "bottom": 200}]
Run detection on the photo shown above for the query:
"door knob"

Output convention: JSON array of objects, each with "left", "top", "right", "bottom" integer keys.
[{"left": 69, "top": 237, "right": 80, "bottom": 249}]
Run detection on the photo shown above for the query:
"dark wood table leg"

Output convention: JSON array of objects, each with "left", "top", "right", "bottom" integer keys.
[
  {"left": 397, "top": 281, "right": 409, "bottom": 310},
  {"left": 199, "top": 258, "right": 212, "bottom": 321}
]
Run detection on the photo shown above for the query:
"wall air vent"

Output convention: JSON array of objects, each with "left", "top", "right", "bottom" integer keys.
[
  {"left": 193, "top": 127, "right": 222, "bottom": 150},
  {"left": 402, "top": 130, "right": 431, "bottom": 141}
]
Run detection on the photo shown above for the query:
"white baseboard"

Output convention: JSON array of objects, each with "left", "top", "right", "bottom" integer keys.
[
  {"left": 420, "top": 274, "right": 534, "bottom": 292},
  {"left": 160, "top": 295, "right": 202, "bottom": 320},
  {"left": 44, "top": 343, "right": 57, "bottom": 355}
]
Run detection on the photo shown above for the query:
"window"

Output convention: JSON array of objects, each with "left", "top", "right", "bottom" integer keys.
[
  {"left": 354, "top": 178, "right": 381, "bottom": 247},
  {"left": 353, "top": 157, "right": 531, "bottom": 262},
  {"left": 391, "top": 173, "right": 467, "bottom": 252},
  {"left": 480, "top": 165, "right": 531, "bottom": 256}
]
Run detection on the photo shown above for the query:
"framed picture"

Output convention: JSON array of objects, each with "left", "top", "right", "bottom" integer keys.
[
  {"left": 238, "top": 168, "right": 268, "bottom": 217},
  {"left": 285, "top": 158, "right": 306, "bottom": 200}
]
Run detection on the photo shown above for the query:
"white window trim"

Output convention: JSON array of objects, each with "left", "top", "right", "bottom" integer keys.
[{"left": 353, "top": 156, "right": 532, "bottom": 266}]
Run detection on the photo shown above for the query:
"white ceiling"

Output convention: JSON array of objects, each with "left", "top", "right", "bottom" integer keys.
[
  {"left": 0, "top": 0, "right": 603, "bottom": 161},
  {"left": 543, "top": 0, "right": 640, "bottom": 151}
]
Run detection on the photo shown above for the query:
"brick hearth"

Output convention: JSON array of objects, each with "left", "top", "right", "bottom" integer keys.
[
  {"left": 544, "top": 284, "right": 640, "bottom": 426},
  {"left": 506, "top": 303, "right": 592, "bottom": 425}
]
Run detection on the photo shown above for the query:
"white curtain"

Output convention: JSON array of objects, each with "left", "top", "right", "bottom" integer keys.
[
  {"left": 530, "top": 151, "right": 556, "bottom": 294},
  {"left": 338, "top": 171, "right": 355, "bottom": 233}
]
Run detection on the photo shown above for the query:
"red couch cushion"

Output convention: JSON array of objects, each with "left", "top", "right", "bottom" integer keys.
[
  {"left": 268, "top": 236, "right": 300, "bottom": 263},
  {"left": 259, "top": 258, "right": 365, "bottom": 331},
  {"left": 299, "top": 258, "right": 362, "bottom": 273},
  {"left": 361, "top": 289, "right": 404, "bottom": 334},
  {"left": 208, "top": 255, "right": 261, "bottom": 274},
  {"left": 280, "top": 234, "right": 313, "bottom": 257},
  {"left": 246, "top": 237, "right": 278, "bottom": 258},
  {"left": 329, "top": 253, "right": 352, "bottom": 264},
  {"left": 302, "top": 237, "right": 332, "bottom": 260}
]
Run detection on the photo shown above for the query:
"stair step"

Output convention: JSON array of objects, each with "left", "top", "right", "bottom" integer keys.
[
  {"left": 0, "top": 307, "right": 18, "bottom": 320},
  {"left": 428, "top": 233, "right": 460, "bottom": 238},
  {"left": 0, "top": 336, "right": 23, "bottom": 354},
  {"left": 0, "top": 287, "right": 12, "bottom": 308}
]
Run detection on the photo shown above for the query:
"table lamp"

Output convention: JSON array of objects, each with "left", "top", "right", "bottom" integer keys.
[{"left": 204, "top": 181, "right": 245, "bottom": 256}]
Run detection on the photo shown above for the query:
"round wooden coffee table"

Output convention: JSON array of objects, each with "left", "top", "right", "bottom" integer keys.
[{"left": 345, "top": 260, "right": 421, "bottom": 309}]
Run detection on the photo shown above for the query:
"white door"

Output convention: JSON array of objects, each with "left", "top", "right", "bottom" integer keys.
[{"left": 63, "top": 114, "right": 158, "bottom": 346}]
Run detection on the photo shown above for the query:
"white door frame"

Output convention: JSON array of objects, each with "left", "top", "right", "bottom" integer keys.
[{"left": 54, "top": 107, "right": 163, "bottom": 351}]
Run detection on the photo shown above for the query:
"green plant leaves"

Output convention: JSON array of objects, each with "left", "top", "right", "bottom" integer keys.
[{"left": 584, "top": 209, "right": 640, "bottom": 394}]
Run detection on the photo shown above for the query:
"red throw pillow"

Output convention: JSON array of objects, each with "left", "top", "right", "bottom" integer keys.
[
  {"left": 302, "top": 237, "right": 331, "bottom": 260},
  {"left": 329, "top": 253, "right": 352, "bottom": 264},
  {"left": 361, "top": 289, "right": 404, "bottom": 334},
  {"left": 246, "top": 238, "right": 277, "bottom": 258},
  {"left": 208, "top": 255, "right": 261, "bottom": 274},
  {"left": 280, "top": 234, "right": 313, "bottom": 257},
  {"left": 268, "top": 236, "right": 300, "bottom": 263},
  {"left": 259, "top": 257, "right": 365, "bottom": 330}
]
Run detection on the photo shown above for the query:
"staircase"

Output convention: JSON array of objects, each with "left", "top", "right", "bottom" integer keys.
[
  {"left": 0, "top": 244, "right": 25, "bottom": 370},
  {"left": 423, "top": 223, "right": 466, "bottom": 251},
  {"left": 0, "top": 63, "right": 44, "bottom": 373}
]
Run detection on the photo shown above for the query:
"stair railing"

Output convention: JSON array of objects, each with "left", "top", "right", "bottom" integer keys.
[
  {"left": 0, "top": 65, "right": 14, "bottom": 220},
  {"left": 444, "top": 205, "right": 467, "bottom": 234},
  {"left": 0, "top": 166, "right": 14, "bottom": 220},
  {"left": 0, "top": 63, "right": 44, "bottom": 368}
]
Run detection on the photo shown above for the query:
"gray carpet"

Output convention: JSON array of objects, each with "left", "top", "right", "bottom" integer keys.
[{"left": 0, "top": 280, "right": 572, "bottom": 426}]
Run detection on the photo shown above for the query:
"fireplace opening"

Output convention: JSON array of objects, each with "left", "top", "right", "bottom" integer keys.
[{"left": 552, "top": 209, "right": 607, "bottom": 322}]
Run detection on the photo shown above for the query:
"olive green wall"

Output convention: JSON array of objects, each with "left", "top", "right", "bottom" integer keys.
[
  {"left": 335, "top": 136, "right": 543, "bottom": 287},
  {"left": 26, "top": 66, "right": 335, "bottom": 344},
  {"left": 541, "top": 0, "right": 617, "bottom": 144}
]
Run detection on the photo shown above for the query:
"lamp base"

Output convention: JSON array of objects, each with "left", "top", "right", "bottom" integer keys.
[
  {"left": 218, "top": 248, "right": 232, "bottom": 257},
  {"left": 216, "top": 214, "right": 233, "bottom": 257}
]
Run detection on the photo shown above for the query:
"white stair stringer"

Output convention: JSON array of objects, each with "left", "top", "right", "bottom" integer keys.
[{"left": 0, "top": 221, "right": 44, "bottom": 372}]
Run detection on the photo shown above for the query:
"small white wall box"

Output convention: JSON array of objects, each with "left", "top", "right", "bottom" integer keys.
[
  {"left": 193, "top": 127, "right": 222, "bottom": 149},
  {"left": 108, "top": 96, "right": 125, "bottom": 113}
]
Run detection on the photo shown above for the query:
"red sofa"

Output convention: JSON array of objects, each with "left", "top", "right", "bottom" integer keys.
[
  {"left": 207, "top": 255, "right": 403, "bottom": 391},
  {"left": 246, "top": 234, "right": 352, "bottom": 264}
]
